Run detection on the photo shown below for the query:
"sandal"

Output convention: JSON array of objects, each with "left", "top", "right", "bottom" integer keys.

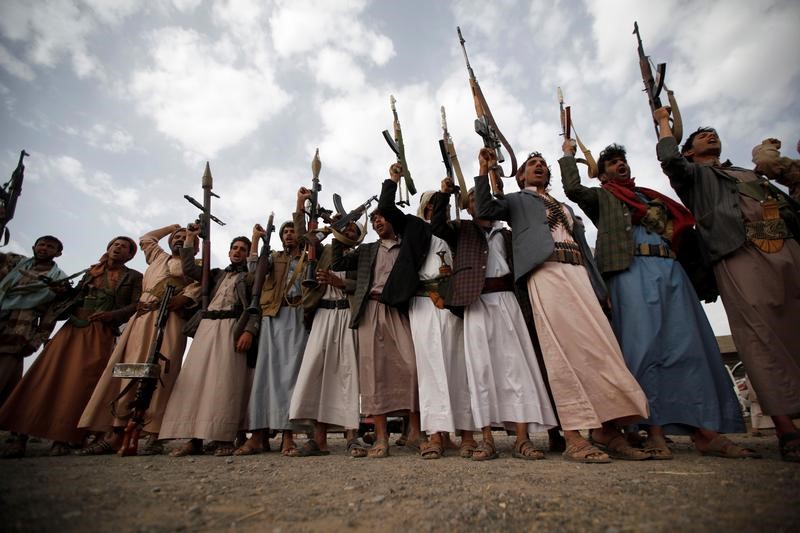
[
  {"left": 459, "top": 441, "right": 478, "bottom": 459},
  {"left": 698, "top": 435, "right": 762, "bottom": 459},
  {"left": 346, "top": 438, "right": 367, "bottom": 458},
  {"left": 779, "top": 432, "right": 800, "bottom": 463},
  {"left": 368, "top": 439, "right": 390, "bottom": 459},
  {"left": 420, "top": 441, "right": 443, "bottom": 460},
  {"left": 140, "top": 434, "right": 164, "bottom": 456},
  {"left": 562, "top": 440, "right": 611, "bottom": 464},
  {"left": 591, "top": 434, "right": 651, "bottom": 461},
  {"left": 49, "top": 442, "right": 71, "bottom": 457},
  {"left": 233, "top": 441, "right": 264, "bottom": 456},
  {"left": 513, "top": 439, "right": 545, "bottom": 460},
  {"left": 471, "top": 441, "right": 498, "bottom": 461},
  {"left": 77, "top": 439, "right": 116, "bottom": 456},
  {"left": 170, "top": 440, "right": 203, "bottom": 457},
  {"left": 642, "top": 437, "right": 673, "bottom": 460},
  {"left": 293, "top": 439, "right": 331, "bottom": 457}
]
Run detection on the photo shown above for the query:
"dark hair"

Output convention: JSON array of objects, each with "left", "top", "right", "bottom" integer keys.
[
  {"left": 230, "top": 236, "right": 251, "bottom": 250},
  {"left": 681, "top": 127, "right": 718, "bottom": 159},
  {"left": 515, "top": 152, "right": 550, "bottom": 189},
  {"left": 369, "top": 208, "right": 384, "bottom": 222},
  {"left": 34, "top": 235, "right": 63, "bottom": 252},
  {"left": 107, "top": 236, "right": 137, "bottom": 257},
  {"left": 597, "top": 143, "right": 627, "bottom": 176}
]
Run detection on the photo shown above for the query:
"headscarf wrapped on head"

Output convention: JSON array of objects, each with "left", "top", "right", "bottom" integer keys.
[{"left": 416, "top": 190, "right": 437, "bottom": 219}]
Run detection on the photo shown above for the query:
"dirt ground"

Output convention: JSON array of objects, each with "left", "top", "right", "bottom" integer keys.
[{"left": 1, "top": 430, "right": 798, "bottom": 533}]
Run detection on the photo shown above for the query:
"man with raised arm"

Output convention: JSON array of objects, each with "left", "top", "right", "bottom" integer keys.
[
  {"left": 77, "top": 224, "right": 200, "bottom": 455},
  {"left": 655, "top": 107, "right": 800, "bottom": 462}
]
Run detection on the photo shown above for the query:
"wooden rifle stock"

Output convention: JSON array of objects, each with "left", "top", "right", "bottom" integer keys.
[
  {"left": 247, "top": 213, "right": 275, "bottom": 315},
  {"left": 116, "top": 284, "right": 175, "bottom": 456},
  {"left": 303, "top": 149, "right": 322, "bottom": 288}
]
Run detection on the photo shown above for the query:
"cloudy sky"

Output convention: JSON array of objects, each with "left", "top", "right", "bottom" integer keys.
[{"left": 1, "top": 0, "right": 799, "bottom": 339}]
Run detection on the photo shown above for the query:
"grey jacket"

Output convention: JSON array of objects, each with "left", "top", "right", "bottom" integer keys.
[{"left": 474, "top": 174, "right": 608, "bottom": 304}]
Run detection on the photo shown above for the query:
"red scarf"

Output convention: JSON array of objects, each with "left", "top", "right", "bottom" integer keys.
[{"left": 602, "top": 178, "right": 695, "bottom": 252}]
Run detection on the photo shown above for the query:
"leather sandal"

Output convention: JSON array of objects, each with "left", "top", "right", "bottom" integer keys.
[
  {"left": 346, "top": 438, "right": 367, "bottom": 458},
  {"left": 562, "top": 440, "right": 611, "bottom": 464},
  {"left": 459, "top": 441, "right": 478, "bottom": 459},
  {"left": 368, "top": 439, "right": 390, "bottom": 459},
  {"left": 642, "top": 437, "right": 673, "bottom": 460},
  {"left": 513, "top": 439, "right": 545, "bottom": 460},
  {"left": 591, "top": 434, "right": 651, "bottom": 461},
  {"left": 420, "top": 441, "right": 443, "bottom": 460},
  {"left": 698, "top": 435, "right": 761, "bottom": 459},
  {"left": 471, "top": 440, "right": 498, "bottom": 461}
]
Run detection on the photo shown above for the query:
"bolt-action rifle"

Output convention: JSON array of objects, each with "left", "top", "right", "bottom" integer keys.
[
  {"left": 439, "top": 106, "right": 469, "bottom": 220},
  {"left": 0, "top": 150, "right": 29, "bottom": 246},
  {"left": 184, "top": 163, "right": 226, "bottom": 311},
  {"left": 457, "top": 26, "right": 517, "bottom": 197},
  {"left": 633, "top": 21, "right": 682, "bottom": 142},
  {"left": 557, "top": 87, "right": 598, "bottom": 178},
  {"left": 382, "top": 95, "right": 416, "bottom": 207},
  {"left": 112, "top": 284, "right": 175, "bottom": 456}
]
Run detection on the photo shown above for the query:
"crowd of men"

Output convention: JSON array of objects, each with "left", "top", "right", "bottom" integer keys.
[{"left": 0, "top": 107, "right": 798, "bottom": 463}]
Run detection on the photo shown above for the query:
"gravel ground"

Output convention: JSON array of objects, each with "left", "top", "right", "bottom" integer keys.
[{"left": 1, "top": 431, "right": 798, "bottom": 532}]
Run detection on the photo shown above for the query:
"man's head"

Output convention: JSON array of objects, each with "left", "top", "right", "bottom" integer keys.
[
  {"left": 597, "top": 144, "right": 631, "bottom": 183},
  {"left": 229, "top": 236, "right": 251, "bottom": 265},
  {"left": 465, "top": 188, "right": 477, "bottom": 219},
  {"left": 369, "top": 209, "right": 395, "bottom": 240},
  {"left": 32, "top": 235, "right": 63, "bottom": 261},
  {"left": 516, "top": 152, "right": 551, "bottom": 189},
  {"left": 416, "top": 190, "right": 437, "bottom": 221},
  {"left": 106, "top": 236, "right": 137, "bottom": 263},
  {"left": 342, "top": 221, "right": 361, "bottom": 243},
  {"left": 279, "top": 221, "right": 296, "bottom": 249},
  {"left": 682, "top": 127, "right": 721, "bottom": 161},
  {"left": 168, "top": 228, "right": 190, "bottom": 255}
]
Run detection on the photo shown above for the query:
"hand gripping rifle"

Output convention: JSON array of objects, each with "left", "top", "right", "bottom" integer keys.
[
  {"left": 247, "top": 212, "right": 276, "bottom": 315},
  {"left": 557, "top": 87, "right": 599, "bottom": 178},
  {"left": 439, "top": 106, "right": 469, "bottom": 220},
  {"left": 112, "top": 284, "right": 175, "bottom": 456},
  {"left": 382, "top": 95, "right": 416, "bottom": 206},
  {"left": 184, "top": 162, "right": 226, "bottom": 311},
  {"left": 0, "top": 150, "right": 29, "bottom": 246},
  {"left": 633, "top": 21, "right": 683, "bottom": 143},
  {"left": 302, "top": 149, "right": 323, "bottom": 289},
  {"left": 457, "top": 27, "right": 517, "bottom": 197}
]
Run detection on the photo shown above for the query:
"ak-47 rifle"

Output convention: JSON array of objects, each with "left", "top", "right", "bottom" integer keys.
[
  {"left": 382, "top": 95, "right": 416, "bottom": 206},
  {"left": 302, "top": 149, "right": 322, "bottom": 289},
  {"left": 247, "top": 213, "right": 276, "bottom": 315},
  {"left": 439, "top": 106, "right": 469, "bottom": 220},
  {"left": 633, "top": 21, "right": 682, "bottom": 143},
  {"left": 457, "top": 27, "right": 517, "bottom": 197},
  {"left": 557, "top": 87, "right": 598, "bottom": 178},
  {"left": 184, "top": 163, "right": 225, "bottom": 311},
  {"left": 1, "top": 150, "right": 29, "bottom": 246},
  {"left": 112, "top": 284, "right": 175, "bottom": 456},
  {"left": 330, "top": 193, "right": 378, "bottom": 232}
]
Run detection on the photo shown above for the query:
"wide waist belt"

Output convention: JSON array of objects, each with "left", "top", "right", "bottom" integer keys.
[
  {"left": 318, "top": 299, "right": 349, "bottom": 310},
  {"left": 745, "top": 218, "right": 791, "bottom": 241},
  {"left": 546, "top": 242, "right": 583, "bottom": 265},
  {"left": 481, "top": 274, "right": 513, "bottom": 294},
  {"left": 634, "top": 243, "right": 675, "bottom": 259},
  {"left": 415, "top": 278, "right": 443, "bottom": 297},
  {"left": 368, "top": 293, "right": 382, "bottom": 301},
  {"left": 202, "top": 308, "right": 241, "bottom": 320}
]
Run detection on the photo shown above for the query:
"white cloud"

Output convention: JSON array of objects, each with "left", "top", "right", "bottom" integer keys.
[
  {"left": 308, "top": 47, "right": 366, "bottom": 92},
  {"left": 42, "top": 155, "right": 140, "bottom": 209},
  {"left": 130, "top": 26, "right": 291, "bottom": 157},
  {"left": 62, "top": 123, "right": 135, "bottom": 153},
  {"left": 269, "top": 0, "right": 394, "bottom": 65}
]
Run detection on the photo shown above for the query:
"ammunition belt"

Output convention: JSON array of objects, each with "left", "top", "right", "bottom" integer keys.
[
  {"left": 546, "top": 242, "right": 583, "bottom": 265},
  {"left": 318, "top": 299, "right": 349, "bottom": 310},
  {"left": 481, "top": 274, "right": 514, "bottom": 294},
  {"left": 745, "top": 218, "right": 791, "bottom": 242},
  {"left": 202, "top": 308, "right": 241, "bottom": 320},
  {"left": 634, "top": 243, "right": 676, "bottom": 259}
]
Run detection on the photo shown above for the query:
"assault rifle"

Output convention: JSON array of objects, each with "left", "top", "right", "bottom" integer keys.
[
  {"left": 247, "top": 213, "right": 275, "bottom": 315},
  {"left": 302, "top": 149, "right": 323, "bottom": 288},
  {"left": 112, "top": 284, "right": 175, "bottom": 456},
  {"left": 184, "top": 163, "right": 226, "bottom": 311},
  {"left": 557, "top": 87, "right": 598, "bottom": 178},
  {"left": 1, "top": 150, "right": 29, "bottom": 246},
  {"left": 457, "top": 27, "right": 517, "bottom": 197},
  {"left": 382, "top": 95, "right": 416, "bottom": 206},
  {"left": 633, "top": 21, "right": 682, "bottom": 142},
  {"left": 439, "top": 106, "right": 469, "bottom": 220},
  {"left": 330, "top": 193, "right": 378, "bottom": 232}
]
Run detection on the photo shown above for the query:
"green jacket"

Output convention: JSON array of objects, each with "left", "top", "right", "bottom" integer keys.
[{"left": 560, "top": 155, "right": 635, "bottom": 275}]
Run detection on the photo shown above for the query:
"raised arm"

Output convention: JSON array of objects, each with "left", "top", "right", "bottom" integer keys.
[
  {"left": 560, "top": 138, "right": 600, "bottom": 223},
  {"left": 377, "top": 163, "right": 408, "bottom": 234},
  {"left": 179, "top": 225, "right": 203, "bottom": 281},
  {"left": 655, "top": 106, "right": 699, "bottom": 196},
  {"left": 474, "top": 148, "right": 511, "bottom": 221},
  {"left": 430, "top": 180, "right": 458, "bottom": 248}
]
